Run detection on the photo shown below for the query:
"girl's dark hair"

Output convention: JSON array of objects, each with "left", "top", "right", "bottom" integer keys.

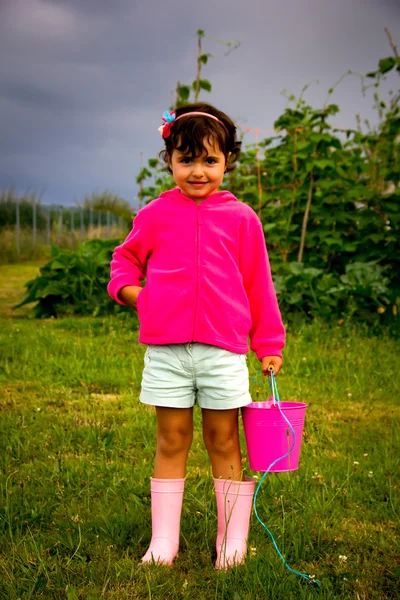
[{"left": 160, "top": 102, "right": 241, "bottom": 173}]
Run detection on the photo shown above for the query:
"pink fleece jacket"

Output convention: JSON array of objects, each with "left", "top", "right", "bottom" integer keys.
[{"left": 107, "top": 188, "right": 285, "bottom": 360}]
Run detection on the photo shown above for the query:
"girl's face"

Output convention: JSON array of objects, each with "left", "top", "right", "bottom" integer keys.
[{"left": 168, "top": 138, "right": 227, "bottom": 202}]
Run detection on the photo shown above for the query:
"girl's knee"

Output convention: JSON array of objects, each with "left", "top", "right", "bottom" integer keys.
[
  {"left": 157, "top": 427, "right": 193, "bottom": 458},
  {"left": 203, "top": 426, "right": 239, "bottom": 457}
]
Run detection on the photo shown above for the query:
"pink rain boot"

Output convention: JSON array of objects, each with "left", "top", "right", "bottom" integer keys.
[
  {"left": 141, "top": 477, "right": 185, "bottom": 565},
  {"left": 214, "top": 475, "right": 256, "bottom": 569}
]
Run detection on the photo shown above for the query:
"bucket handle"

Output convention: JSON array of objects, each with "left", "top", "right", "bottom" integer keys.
[
  {"left": 268, "top": 370, "right": 280, "bottom": 406},
  {"left": 252, "top": 369, "right": 280, "bottom": 406}
]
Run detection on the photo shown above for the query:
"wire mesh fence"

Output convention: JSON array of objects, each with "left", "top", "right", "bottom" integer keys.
[{"left": 0, "top": 200, "right": 128, "bottom": 263}]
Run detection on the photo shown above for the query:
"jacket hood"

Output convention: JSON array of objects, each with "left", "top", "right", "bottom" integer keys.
[{"left": 159, "top": 187, "right": 238, "bottom": 204}]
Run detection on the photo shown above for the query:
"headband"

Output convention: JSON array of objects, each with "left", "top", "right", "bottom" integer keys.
[{"left": 158, "top": 110, "right": 229, "bottom": 139}]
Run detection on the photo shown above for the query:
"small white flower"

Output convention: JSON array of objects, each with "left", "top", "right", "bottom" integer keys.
[
  {"left": 348, "top": 393, "right": 352, "bottom": 397},
  {"left": 250, "top": 547, "right": 257, "bottom": 556},
  {"left": 36, "top": 408, "right": 41, "bottom": 412},
  {"left": 364, "top": 453, "right": 368, "bottom": 457},
  {"left": 302, "top": 357, "right": 307, "bottom": 361},
  {"left": 339, "top": 555, "right": 348, "bottom": 563},
  {"left": 353, "top": 461, "right": 359, "bottom": 465},
  {"left": 368, "top": 471, "right": 373, "bottom": 478}
]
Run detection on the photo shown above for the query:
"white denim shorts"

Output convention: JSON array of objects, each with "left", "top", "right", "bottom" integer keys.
[{"left": 140, "top": 343, "right": 251, "bottom": 410}]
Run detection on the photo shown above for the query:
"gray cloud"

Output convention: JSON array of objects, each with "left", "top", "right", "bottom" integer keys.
[{"left": 1, "top": 80, "right": 76, "bottom": 111}]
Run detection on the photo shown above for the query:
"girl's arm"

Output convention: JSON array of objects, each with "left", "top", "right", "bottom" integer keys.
[
  {"left": 118, "top": 285, "right": 143, "bottom": 308},
  {"left": 107, "top": 211, "right": 152, "bottom": 306},
  {"left": 240, "top": 216, "right": 285, "bottom": 363}
]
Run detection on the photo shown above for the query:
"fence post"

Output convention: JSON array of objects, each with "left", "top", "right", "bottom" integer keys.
[
  {"left": 70, "top": 207, "right": 75, "bottom": 248},
  {"left": 16, "top": 198, "right": 20, "bottom": 259},
  {"left": 46, "top": 205, "right": 51, "bottom": 247},
  {"left": 107, "top": 211, "right": 111, "bottom": 238},
  {"left": 58, "top": 206, "right": 63, "bottom": 244},
  {"left": 90, "top": 207, "right": 93, "bottom": 230},
  {"left": 80, "top": 207, "right": 84, "bottom": 240},
  {"left": 32, "top": 198, "right": 37, "bottom": 257}
]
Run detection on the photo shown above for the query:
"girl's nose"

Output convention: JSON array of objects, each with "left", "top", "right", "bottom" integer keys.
[{"left": 192, "top": 163, "right": 204, "bottom": 178}]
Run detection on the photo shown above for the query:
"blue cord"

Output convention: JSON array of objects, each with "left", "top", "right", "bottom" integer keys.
[{"left": 251, "top": 371, "right": 321, "bottom": 589}]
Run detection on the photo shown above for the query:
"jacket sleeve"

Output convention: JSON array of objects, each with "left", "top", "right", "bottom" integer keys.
[
  {"left": 240, "top": 215, "right": 285, "bottom": 360},
  {"left": 107, "top": 210, "right": 152, "bottom": 305}
]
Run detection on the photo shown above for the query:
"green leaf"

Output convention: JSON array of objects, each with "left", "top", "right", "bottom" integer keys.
[
  {"left": 50, "top": 260, "right": 66, "bottom": 270},
  {"left": 378, "top": 57, "right": 396, "bottom": 74},
  {"left": 314, "top": 159, "right": 335, "bottom": 170},
  {"left": 263, "top": 223, "right": 276, "bottom": 232},
  {"left": 178, "top": 85, "right": 190, "bottom": 102},
  {"left": 199, "top": 53, "right": 212, "bottom": 64},
  {"left": 199, "top": 79, "right": 212, "bottom": 92}
]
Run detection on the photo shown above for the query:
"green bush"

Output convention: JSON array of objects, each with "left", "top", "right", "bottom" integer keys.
[
  {"left": 14, "top": 240, "right": 135, "bottom": 319},
  {"left": 15, "top": 239, "right": 397, "bottom": 337},
  {"left": 274, "top": 260, "right": 397, "bottom": 333}
]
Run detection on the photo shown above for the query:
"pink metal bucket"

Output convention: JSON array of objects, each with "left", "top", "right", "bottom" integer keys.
[{"left": 242, "top": 399, "right": 308, "bottom": 472}]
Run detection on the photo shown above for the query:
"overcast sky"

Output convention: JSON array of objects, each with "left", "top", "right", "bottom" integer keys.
[{"left": 1, "top": 0, "right": 399, "bottom": 208}]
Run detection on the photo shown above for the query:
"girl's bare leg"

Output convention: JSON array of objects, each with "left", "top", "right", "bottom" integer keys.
[
  {"left": 202, "top": 408, "right": 242, "bottom": 480},
  {"left": 153, "top": 406, "right": 193, "bottom": 478}
]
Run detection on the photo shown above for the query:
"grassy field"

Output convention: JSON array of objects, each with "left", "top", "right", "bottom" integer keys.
[{"left": 0, "top": 262, "right": 399, "bottom": 599}]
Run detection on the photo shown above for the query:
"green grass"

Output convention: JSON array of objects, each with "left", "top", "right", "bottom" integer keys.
[
  {"left": 0, "top": 262, "right": 42, "bottom": 318},
  {"left": 0, "top": 262, "right": 399, "bottom": 599}
]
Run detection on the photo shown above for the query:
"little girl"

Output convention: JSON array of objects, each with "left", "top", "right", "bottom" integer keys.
[{"left": 107, "top": 102, "right": 285, "bottom": 569}]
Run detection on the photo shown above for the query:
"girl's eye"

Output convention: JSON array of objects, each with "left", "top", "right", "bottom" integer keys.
[
  {"left": 206, "top": 158, "right": 216, "bottom": 165},
  {"left": 180, "top": 158, "right": 191, "bottom": 164}
]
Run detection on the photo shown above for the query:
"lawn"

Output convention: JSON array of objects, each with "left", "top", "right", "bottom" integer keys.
[{"left": 0, "top": 262, "right": 399, "bottom": 599}]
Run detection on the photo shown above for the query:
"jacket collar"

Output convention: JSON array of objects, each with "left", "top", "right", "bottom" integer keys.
[{"left": 159, "top": 187, "right": 238, "bottom": 205}]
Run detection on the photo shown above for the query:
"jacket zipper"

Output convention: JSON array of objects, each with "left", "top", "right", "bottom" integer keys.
[{"left": 192, "top": 205, "right": 201, "bottom": 340}]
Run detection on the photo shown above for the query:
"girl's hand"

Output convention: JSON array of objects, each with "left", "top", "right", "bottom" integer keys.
[
  {"left": 261, "top": 355, "right": 283, "bottom": 376},
  {"left": 118, "top": 285, "right": 143, "bottom": 308}
]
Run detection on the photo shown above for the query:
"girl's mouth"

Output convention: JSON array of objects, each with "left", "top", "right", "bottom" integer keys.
[{"left": 188, "top": 182, "right": 207, "bottom": 187}]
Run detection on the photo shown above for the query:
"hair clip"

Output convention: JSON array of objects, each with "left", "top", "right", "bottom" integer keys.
[{"left": 158, "top": 111, "right": 176, "bottom": 138}]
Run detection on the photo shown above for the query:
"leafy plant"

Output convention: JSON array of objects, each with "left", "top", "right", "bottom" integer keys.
[
  {"left": 175, "top": 29, "right": 240, "bottom": 106},
  {"left": 14, "top": 240, "right": 135, "bottom": 319},
  {"left": 274, "top": 261, "right": 396, "bottom": 333}
]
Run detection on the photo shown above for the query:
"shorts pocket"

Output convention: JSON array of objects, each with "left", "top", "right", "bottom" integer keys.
[{"left": 144, "top": 345, "right": 158, "bottom": 363}]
